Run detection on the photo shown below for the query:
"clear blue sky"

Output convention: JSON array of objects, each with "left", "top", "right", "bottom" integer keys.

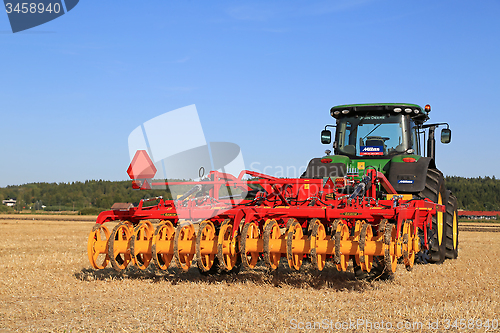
[{"left": 1, "top": 0, "right": 499, "bottom": 187}]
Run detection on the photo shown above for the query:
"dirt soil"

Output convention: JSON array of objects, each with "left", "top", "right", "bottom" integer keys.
[{"left": 0, "top": 217, "right": 499, "bottom": 332}]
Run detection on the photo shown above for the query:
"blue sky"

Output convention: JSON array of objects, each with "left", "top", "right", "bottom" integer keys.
[{"left": 1, "top": 0, "right": 499, "bottom": 187}]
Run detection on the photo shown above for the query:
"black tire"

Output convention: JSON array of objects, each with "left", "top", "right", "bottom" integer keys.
[
  {"left": 417, "top": 169, "right": 447, "bottom": 264},
  {"left": 444, "top": 191, "right": 459, "bottom": 259}
]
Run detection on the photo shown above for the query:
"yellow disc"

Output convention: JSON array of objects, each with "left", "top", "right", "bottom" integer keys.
[
  {"left": 87, "top": 224, "right": 110, "bottom": 269},
  {"left": 108, "top": 222, "right": 133, "bottom": 271},
  {"left": 130, "top": 220, "right": 154, "bottom": 270},
  {"left": 358, "top": 223, "right": 374, "bottom": 273},
  {"left": 310, "top": 222, "right": 327, "bottom": 271},
  {"left": 383, "top": 224, "right": 398, "bottom": 273},
  {"left": 263, "top": 219, "right": 281, "bottom": 271},
  {"left": 402, "top": 220, "right": 416, "bottom": 270},
  {"left": 196, "top": 220, "right": 217, "bottom": 273},
  {"left": 152, "top": 221, "right": 175, "bottom": 271},
  {"left": 334, "top": 222, "right": 349, "bottom": 272},
  {"left": 173, "top": 222, "right": 195, "bottom": 272},
  {"left": 217, "top": 219, "right": 239, "bottom": 271},
  {"left": 286, "top": 220, "right": 304, "bottom": 271},
  {"left": 240, "top": 222, "right": 260, "bottom": 270}
]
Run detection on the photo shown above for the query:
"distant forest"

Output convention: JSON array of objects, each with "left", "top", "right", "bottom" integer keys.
[
  {"left": 0, "top": 176, "right": 498, "bottom": 214},
  {"left": 444, "top": 176, "right": 500, "bottom": 211}
]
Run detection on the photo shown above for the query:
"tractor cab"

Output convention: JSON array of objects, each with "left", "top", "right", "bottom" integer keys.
[
  {"left": 306, "top": 103, "right": 452, "bottom": 191},
  {"left": 321, "top": 103, "right": 451, "bottom": 161},
  {"left": 322, "top": 104, "right": 432, "bottom": 158},
  {"left": 332, "top": 112, "right": 414, "bottom": 158}
]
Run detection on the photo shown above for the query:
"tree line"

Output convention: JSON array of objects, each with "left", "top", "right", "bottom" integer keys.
[
  {"left": 445, "top": 176, "right": 500, "bottom": 211},
  {"left": 0, "top": 176, "right": 498, "bottom": 214},
  {"left": 0, "top": 180, "right": 170, "bottom": 214}
]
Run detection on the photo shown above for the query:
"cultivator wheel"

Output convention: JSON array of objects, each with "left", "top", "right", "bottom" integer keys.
[
  {"left": 357, "top": 223, "right": 373, "bottom": 273},
  {"left": 334, "top": 220, "right": 349, "bottom": 272},
  {"left": 196, "top": 221, "right": 217, "bottom": 273},
  {"left": 217, "top": 219, "right": 240, "bottom": 272},
  {"left": 263, "top": 219, "right": 281, "bottom": 271},
  {"left": 108, "top": 221, "right": 134, "bottom": 271},
  {"left": 402, "top": 220, "right": 417, "bottom": 271},
  {"left": 152, "top": 221, "right": 175, "bottom": 271},
  {"left": 174, "top": 222, "right": 195, "bottom": 271},
  {"left": 87, "top": 223, "right": 110, "bottom": 269},
  {"left": 383, "top": 224, "right": 398, "bottom": 274},
  {"left": 352, "top": 221, "right": 363, "bottom": 269},
  {"left": 310, "top": 221, "right": 327, "bottom": 271},
  {"left": 286, "top": 219, "right": 304, "bottom": 271},
  {"left": 130, "top": 220, "right": 154, "bottom": 270},
  {"left": 355, "top": 219, "right": 390, "bottom": 281},
  {"left": 240, "top": 221, "right": 260, "bottom": 270}
]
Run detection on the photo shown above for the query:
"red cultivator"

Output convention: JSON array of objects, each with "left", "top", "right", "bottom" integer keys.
[{"left": 87, "top": 150, "right": 444, "bottom": 279}]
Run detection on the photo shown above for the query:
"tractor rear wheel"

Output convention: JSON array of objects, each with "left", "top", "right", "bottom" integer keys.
[
  {"left": 444, "top": 191, "right": 459, "bottom": 259},
  {"left": 417, "top": 169, "right": 447, "bottom": 264}
]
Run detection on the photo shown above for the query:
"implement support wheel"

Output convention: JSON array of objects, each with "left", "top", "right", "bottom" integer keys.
[
  {"left": 174, "top": 222, "right": 195, "bottom": 271},
  {"left": 108, "top": 221, "right": 134, "bottom": 271},
  {"left": 310, "top": 220, "right": 327, "bottom": 271},
  {"left": 334, "top": 220, "right": 349, "bottom": 272},
  {"left": 217, "top": 219, "right": 240, "bottom": 272},
  {"left": 196, "top": 220, "right": 217, "bottom": 273},
  {"left": 286, "top": 219, "right": 304, "bottom": 271},
  {"left": 87, "top": 223, "right": 110, "bottom": 269},
  {"left": 383, "top": 223, "right": 398, "bottom": 273},
  {"left": 130, "top": 220, "right": 154, "bottom": 270},
  {"left": 402, "top": 220, "right": 416, "bottom": 271},
  {"left": 240, "top": 221, "right": 260, "bottom": 270},
  {"left": 152, "top": 221, "right": 175, "bottom": 271},
  {"left": 263, "top": 219, "right": 281, "bottom": 271},
  {"left": 358, "top": 223, "right": 374, "bottom": 273}
]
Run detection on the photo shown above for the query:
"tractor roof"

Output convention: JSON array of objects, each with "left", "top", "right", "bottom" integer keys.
[{"left": 330, "top": 103, "right": 429, "bottom": 123}]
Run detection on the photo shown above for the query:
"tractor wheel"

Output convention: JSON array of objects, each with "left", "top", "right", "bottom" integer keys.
[
  {"left": 444, "top": 191, "right": 459, "bottom": 259},
  {"left": 417, "top": 169, "right": 447, "bottom": 264}
]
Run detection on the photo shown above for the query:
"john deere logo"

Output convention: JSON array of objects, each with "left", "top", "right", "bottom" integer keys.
[{"left": 4, "top": 0, "right": 79, "bottom": 33}]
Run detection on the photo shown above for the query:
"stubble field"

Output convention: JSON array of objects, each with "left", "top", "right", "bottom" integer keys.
[{"left": 0, "top": 215, "right": 499, "bottom": 332}]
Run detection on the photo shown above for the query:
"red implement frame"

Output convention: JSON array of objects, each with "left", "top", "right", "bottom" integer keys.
[{"left": 96, "top": 160, "right": 444, "bottom": 250}]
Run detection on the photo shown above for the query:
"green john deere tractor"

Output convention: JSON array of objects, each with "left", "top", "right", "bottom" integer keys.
[{"left": 302, "top": 103, "right": 458, "bottom": 266}]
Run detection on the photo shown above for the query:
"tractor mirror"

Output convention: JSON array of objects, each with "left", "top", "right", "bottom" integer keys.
[
  {"left": 321, "top": 130, "right": 331, "bottom": 144},
  {"left": 441, "top": 128, "right": 451, "bottom": 144}
]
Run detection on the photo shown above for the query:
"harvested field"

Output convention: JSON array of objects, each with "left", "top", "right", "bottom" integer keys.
[
  {"left": 459, "top": 222, "right": 500, "bottom": 233},
  {"left": 0, "top": 214, "right": 96, "bottom": 222},
  {"left": 0, "top": 217, "right": 499, "bottom": 332}
]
